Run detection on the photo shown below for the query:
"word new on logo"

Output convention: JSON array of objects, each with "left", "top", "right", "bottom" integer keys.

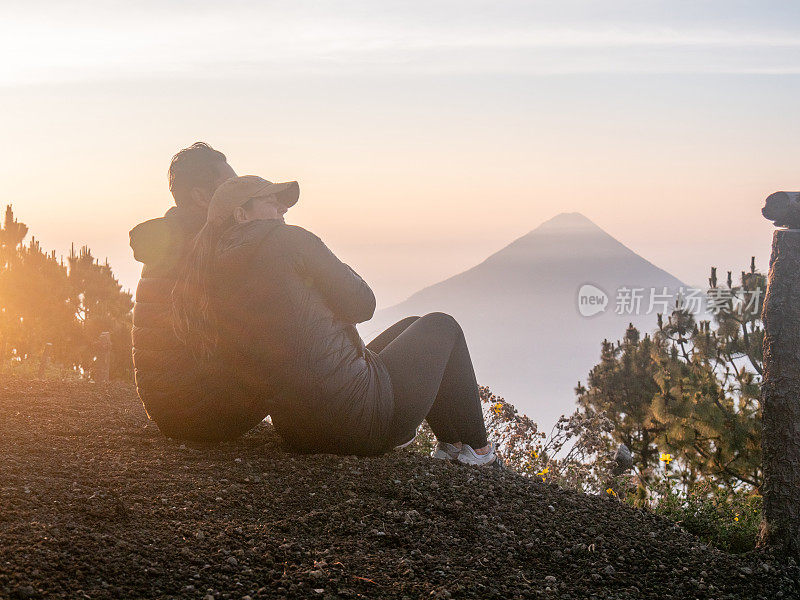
[{"left": 577, "top": 284, "right": 608, "bottom": 317}]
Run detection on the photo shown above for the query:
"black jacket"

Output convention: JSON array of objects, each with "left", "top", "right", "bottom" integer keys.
[
  {"left": 211, "top": 218, "right": 394, "bottom": 453},
  {"left": 129, "top": 205, "right": 208, "bottom": 425}
]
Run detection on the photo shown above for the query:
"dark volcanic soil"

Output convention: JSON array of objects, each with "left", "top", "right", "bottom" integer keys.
[{"left": 0, "top": 379, "right": 798, "bottom": 600}]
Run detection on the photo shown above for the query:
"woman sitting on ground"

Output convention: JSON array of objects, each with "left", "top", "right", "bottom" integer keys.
[{"left": 170, "top": 175, "right": 500, "bottom": 467}]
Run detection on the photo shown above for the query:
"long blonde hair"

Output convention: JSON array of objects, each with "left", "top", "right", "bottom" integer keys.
[
  {"left": 170, "top": 217, "right": 233, "bottom": 364},
  {"left": 171, "top": 174, "right": 285, "bottom": 363}
]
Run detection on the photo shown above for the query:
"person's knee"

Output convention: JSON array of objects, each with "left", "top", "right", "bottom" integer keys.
[
  {"left": 422, "top": 311, "right": 458, "bottom": 325},
  {"left": 420, "top": 311, "right": 461, "bottom": 333}
]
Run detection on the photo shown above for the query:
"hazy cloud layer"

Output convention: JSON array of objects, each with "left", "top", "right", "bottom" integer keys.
[{"left": 4, "top": 1, "right": 800, "bottom": 84}]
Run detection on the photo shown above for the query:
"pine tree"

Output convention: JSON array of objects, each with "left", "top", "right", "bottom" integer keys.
[
  {"left": 575, "top": 326, "right": 663, "bottom": 483},
  {"left": 0, "top": 205, "right": 133, "bottom": 378},
  {"left": 576, "top": 260, "right": 765, "bottom": 495},
  {"left": 67, "top": 245, "right": 133, "bottom": 379}
]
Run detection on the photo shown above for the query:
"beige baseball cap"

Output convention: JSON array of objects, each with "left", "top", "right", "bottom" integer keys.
[{"left": 207, "top": 175, "right": 299, "bottom": 225}]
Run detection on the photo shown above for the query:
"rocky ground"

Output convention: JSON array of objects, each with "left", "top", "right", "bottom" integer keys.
[{"left": 0, "top": 379, "right": 798, "bottom": 599}]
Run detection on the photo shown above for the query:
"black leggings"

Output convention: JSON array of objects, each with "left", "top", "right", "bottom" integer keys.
[{"left": 368, "top": 312, "right": 489, "bottom": 450}]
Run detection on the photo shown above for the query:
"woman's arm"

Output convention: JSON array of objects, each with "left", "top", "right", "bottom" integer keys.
[{"left": 296, "top": 228, "right": 376, "bottom": 324}]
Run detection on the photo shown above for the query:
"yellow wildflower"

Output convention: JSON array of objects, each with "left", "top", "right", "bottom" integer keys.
[{"left": 659, "top": 452, "right": 672, "bottom": 465}]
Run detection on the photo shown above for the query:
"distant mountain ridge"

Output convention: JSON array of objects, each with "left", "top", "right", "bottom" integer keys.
[{"left": 358, "top": 212, "right": 686, "bottom": 430}]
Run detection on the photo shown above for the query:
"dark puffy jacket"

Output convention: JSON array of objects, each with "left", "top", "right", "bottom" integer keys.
[
  {"left": 129, "top": 206, "right": 216, "bottom": 428},
  {"left": 210, "top": 218, "right": 394, "bottom": 454},
  {"left": 130, "top": 206, "right": 286, "bottom": 441}
]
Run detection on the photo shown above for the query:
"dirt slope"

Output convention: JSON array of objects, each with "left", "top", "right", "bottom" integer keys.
[{"left": 0, "top": 380, "right": 797, "bottom": 599}]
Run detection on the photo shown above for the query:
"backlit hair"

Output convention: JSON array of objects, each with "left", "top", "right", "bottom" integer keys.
[{"left": 168, "top": 142, "right": 227, "bottom": 207}]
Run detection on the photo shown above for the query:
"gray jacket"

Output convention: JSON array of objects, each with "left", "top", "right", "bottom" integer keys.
[{"left": 211, "top": 218, "right": 394, "bottom": 454}]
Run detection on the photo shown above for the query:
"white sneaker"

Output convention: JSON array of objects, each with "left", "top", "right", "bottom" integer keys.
[
  {"left": 431, "top": 441, "right": 461, "bottom": 461},
  {"left": 456, "top": 442, "right": 499, "bottom": 467}
]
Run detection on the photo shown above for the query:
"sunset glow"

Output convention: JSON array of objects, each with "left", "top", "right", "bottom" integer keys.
[{"left": 2, "top": 1, "right": 798, "bottom": 306}]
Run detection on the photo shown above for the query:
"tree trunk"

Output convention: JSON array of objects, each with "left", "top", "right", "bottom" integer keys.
[
  {"left": 758, "top": 229, "right": 800, "bottom": 555},
  {"left": 38, "top": 343, "right": 53, "bottom": 379},
  {"left": 94, "top": 331, "right": 112, "bottom": 383}
]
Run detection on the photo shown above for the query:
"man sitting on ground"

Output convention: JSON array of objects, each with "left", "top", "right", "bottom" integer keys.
[{"left": 129, "top": 142, "right": 238, "bottom": 436}]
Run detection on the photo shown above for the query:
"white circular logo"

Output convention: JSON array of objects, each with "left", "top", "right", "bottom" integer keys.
[{"left": 577, "top": 284, "right": 608, "bottom": 317}]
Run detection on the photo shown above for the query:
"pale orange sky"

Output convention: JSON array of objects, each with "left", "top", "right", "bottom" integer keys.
[{"left": 2, "top": 1, "right": 797, "bottom": 307}]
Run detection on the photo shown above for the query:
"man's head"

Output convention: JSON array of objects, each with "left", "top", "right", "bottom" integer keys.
[{"left": 168, "top": 142, "right": 236, "bottom": 208}]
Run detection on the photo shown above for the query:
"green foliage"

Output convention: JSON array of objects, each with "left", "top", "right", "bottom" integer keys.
[
  {"left": 643, "top": 480, "right": 762, "bottom": 554},
  {"left": 411, "top": 419, "right": 438, "bottom": 457},
  {"left": 576, "top": 259, "right": 764, "bottom": 493},
  {"left": 67, "top": 245, "right": 134, "bottom": 379},
  {"left": 0, "top": 206, "right": 133, "bottom": 379},
  {"left": 574, "top": 326, "right": 661, "bottom": 482}
]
